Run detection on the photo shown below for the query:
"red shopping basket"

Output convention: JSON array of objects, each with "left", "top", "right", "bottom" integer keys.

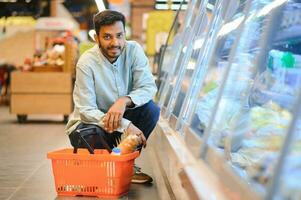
[{"left": 47, "top": 148, "right": 139, "bottom": 198}]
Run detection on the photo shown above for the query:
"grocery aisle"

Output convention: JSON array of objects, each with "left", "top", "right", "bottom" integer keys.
[{"left": 0, "top": 106, "right": 160, "bottom": 200}]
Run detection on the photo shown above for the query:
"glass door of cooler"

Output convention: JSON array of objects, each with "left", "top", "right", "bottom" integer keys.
[
  {"left": 156, "top": 34, "right": 182, "bottom": 99},
  {"left": 260, "top": 2, "right": 301, "bottom": 200},
  {"left": 158, "top": 0, "right": 208, "bottom": 112},
  {"left": 199, "top": 0, "right": 301, "bottom": 199},
  {"left": 165, "top": 0, "right": 237, "bottom": 128},
  {"left": 156, "top": 0, "right": 201, "bottom": 102},
  {"left": 181, "top": 0, "right": 201, "bottom": 31},
  {"left": 163, "top": 0, "right": 229, "bottom": 129},
  {"left": 176, "top": 0, "right": 247, "bottom": 150},
  {"left": 269, "top": 86, "right": 301, "bottom": 199}
]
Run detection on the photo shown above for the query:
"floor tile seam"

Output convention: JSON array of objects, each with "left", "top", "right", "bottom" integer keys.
[
  {"left": 5, "top": 160, "right": 47, "bottom": 200},
  {"left": 0, "top": 187, "right": 17, "bottom": 190}
]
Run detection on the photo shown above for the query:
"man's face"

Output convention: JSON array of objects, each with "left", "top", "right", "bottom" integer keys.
[{"left": 95, "top": 21, "right": 125, "bottom": 63}]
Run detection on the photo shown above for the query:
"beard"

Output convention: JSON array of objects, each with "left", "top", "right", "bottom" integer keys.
[{"left": 98, "top": 43, "right": 122, "bottom": 62}]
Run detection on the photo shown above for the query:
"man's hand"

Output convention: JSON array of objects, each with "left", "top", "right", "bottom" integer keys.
[
  {"left": 103, "top": 97, "right": 133, "bottom": 133},
  {"left": 126, "top": 123, "right": 147, "bottom": 148}
]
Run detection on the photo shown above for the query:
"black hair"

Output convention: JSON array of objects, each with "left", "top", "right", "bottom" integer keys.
[{"left": 93, "top": 10, "right": 125, "bottom": 36}]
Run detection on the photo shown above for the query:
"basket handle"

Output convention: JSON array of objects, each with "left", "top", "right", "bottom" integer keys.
[{"left": 73, "top": 127, "right": 112, "bottom": 154}]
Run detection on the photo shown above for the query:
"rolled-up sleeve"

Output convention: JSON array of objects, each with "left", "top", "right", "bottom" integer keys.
[{"left": 127, "top": 44, "right": 157, "bottom": 107}]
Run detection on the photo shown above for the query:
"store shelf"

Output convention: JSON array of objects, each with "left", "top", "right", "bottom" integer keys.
[
  {"left": 153, "top": 119, "right": 230, "bottom": 199},
  {"left": 10, "top": 72, "right": 73, "bottom": 122},
  {"left": 274, "top": 25, "right": 301, "bottom": 45},
  {"left": 206, "top": 146, "right": 264, "bottom": 200}
]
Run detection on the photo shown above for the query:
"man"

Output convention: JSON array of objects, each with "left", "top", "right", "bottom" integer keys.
[{"left": 66, "top": 10, "right": 160, "bottom": 184}]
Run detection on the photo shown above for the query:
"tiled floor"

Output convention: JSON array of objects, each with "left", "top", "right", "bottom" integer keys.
[{"left": 0, "top": 106, "right": 160, "bottom": 200}]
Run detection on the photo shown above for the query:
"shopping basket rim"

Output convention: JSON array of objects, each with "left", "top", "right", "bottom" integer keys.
[{"left": 47, "top": 148, "right": 139, "bottom": 161}]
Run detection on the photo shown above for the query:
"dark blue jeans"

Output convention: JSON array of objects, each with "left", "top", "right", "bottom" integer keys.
[{"left": 69, "top": 100, "right": 160, "bottom": 150}]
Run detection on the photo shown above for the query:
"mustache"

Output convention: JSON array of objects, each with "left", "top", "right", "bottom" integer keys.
[{"left": 108, "top": 46, "right": 121, "bottom": 50}]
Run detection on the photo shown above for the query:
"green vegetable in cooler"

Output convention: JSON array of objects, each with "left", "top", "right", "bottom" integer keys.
[
  {"left": 202, "top": 81, "right": 218, "bottom": 94},
  {"left": 245, "top": 135, "right": 283, "bottom": 151},
  {"left": 268, "top": 49, "right": 296, "bottom": 70},
  {"left": 250, "top": 101, "right": 291, "bottom": 131},
  {"left": 281, "top": 52, "right": 295, "bottom": 68}
]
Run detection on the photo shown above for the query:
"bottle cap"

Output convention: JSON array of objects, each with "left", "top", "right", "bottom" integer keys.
[{"left": 112, "top": 147, "right": 121, "bottom": 155}]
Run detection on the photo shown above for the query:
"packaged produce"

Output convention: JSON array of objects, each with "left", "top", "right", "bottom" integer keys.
[{"left": 111, "top": 134, "right": 140, "bottom": 155}]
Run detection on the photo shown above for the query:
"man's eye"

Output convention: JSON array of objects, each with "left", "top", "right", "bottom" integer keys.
[
  {"left": 117, "top": 34, "right": 123, "bottom": 38},
  {"left": 104, "top": 35, "right": 111, "bottom": 40}
]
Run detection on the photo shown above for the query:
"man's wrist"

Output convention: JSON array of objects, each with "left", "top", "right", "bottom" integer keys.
[{"left": 119, "top": 96, "right": 134, "bottom": 107}]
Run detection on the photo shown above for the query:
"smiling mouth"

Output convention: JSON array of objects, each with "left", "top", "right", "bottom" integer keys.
[
  {"left": 108, "top": 47, "right": 121, "bottom": 54},
  {"left": 109, "top": 50, "right": 120, "bottom": 54},
  {"left": 109, "top": 46, "right": 120, "bottom": 49}
]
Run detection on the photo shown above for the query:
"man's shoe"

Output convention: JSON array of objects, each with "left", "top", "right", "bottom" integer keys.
[{"left": 131, "top": 165, "right": 153, "bottom": 184}]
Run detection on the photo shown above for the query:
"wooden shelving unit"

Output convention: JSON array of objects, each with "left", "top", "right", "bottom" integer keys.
[{"left": 10, "top": 71, "right": 73, "bottom": 123}]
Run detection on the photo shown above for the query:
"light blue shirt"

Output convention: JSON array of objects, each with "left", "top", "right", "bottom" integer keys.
[{"left": 66, "top": 41, "right": 157, "bottom": 135}]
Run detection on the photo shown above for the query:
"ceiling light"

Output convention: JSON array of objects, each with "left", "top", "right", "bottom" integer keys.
[
  {"left": 256, "top": 0, "right": 288, "bottom": 18},
  {"left": 206, "top": 3, "right": 214, "bottom": 11},
  {"left": 217, "top": 15, "right": 245, "bottom": 37},
  {"left": 193, "top": 38, "right": 205, "bottom": 49},
  {"left": 95, "top": 0, "right": 106, "bottom": 12},
  {"left": 187, "top": 61, "right": 196, "bottom": 69}
]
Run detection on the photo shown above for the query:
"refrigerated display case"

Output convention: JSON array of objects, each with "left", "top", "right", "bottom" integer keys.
[
  {"left": 270, "top": 90, "right": 301, "bottom": 200},
  {"left": 155, "top": 0, "right": 301, "bottom": 199},
  {"left": 198, "top": 0, "right": 301, "bottom": 199}
]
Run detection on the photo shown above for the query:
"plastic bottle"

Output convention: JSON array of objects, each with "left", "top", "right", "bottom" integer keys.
[
  {"left": 116, "top": 134, "right": 140, "bottom": 155},
  {"left": 269, "top": 49, "right": 301, "bottom": 89},
  {"left": 111, "top": 147, "right": 121, "bottom": 155}
]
